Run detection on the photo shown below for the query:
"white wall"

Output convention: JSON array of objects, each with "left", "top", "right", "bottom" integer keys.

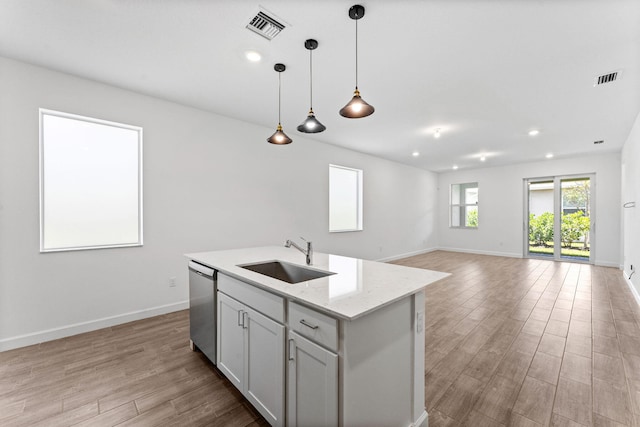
[
  {"left": 621, "top": 111, "right": 640, "bottom": 301},
  {"left": 0, "top": 57, "right": 438, "bottom": 350},
  {"left": 437, "top": 154, "right": 621, "bottom": 266},
  {"left": 529, "top": 188, "right": 553, "bottom": 216}
]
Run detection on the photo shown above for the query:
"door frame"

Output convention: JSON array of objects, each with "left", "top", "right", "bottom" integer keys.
[{"left": 523, "top": 173, "right": 596, "bottom": 264}]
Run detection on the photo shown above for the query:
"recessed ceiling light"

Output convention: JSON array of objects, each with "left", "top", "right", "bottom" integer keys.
[
  {"left": 245, "top": 50, "right": 262, "bottom": 62},
  {"left": 412, "top": 151, "right": 420, "bottom": 157},
  {"left": 545, "top": 153, "right": 554, "bottom": 159},
  {"left": 528, "top": 130, "right": 540, "bottom": 136},
  {"left": 480, "top": 156, "right": 486, "bottom": 162},
  {"left": 452, "top": 165, "right": 459, "bottom": 170},
  {"left": 434, "top": 128, "right": 441, "bottom": 139}
]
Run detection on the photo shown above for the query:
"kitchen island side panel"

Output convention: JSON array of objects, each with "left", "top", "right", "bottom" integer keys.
[{"left": 340, "top": 294, "right": 421, "bottom": 427}]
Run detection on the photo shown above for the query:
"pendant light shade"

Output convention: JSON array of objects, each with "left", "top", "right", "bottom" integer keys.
[
  {"left": 268, "top": 63, "right": 292, "bottom": 145},
  {"left": 339, "top": 88, "right": 375, "bottom": 118},
  {"left": 339, "top": 4, "right": 374, "bottom": 119},
  {"left": 298, "top": 39, "right": 326, "bottom": 133},
  {"left": 297, "top": 113, "right": 325, "bottom": 133},
  {"left": 268, "top": 124, "right": 292, "bottom": 145}
]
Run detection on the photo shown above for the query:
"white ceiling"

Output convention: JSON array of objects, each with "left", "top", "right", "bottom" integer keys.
[{"left": 1, "top": 0, "right": 639, "bottom": 172}]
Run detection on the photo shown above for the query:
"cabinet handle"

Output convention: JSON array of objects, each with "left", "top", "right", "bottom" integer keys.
[
  {"left": 242, "top": 311, "right": 248, "bottom": 329},
  {"left": 237, "top": 310, "right": 243, "bottom": 327},
  {"left": 288, "top": 338, "right": 295, "bottom": 361},
  {"left": 299, "top": 319, "right": 319, "bottom": 330}
]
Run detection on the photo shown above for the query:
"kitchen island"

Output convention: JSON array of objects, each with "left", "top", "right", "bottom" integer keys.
[{"left": 186, "top": 246, "right": 449, "bottom": 427}]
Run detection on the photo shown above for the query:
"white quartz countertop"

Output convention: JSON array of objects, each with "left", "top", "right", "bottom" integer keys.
[{"left": 185, "top": 246, "right": 450, "bottom": 320}]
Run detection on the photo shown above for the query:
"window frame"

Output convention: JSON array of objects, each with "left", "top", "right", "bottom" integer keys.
[
  {"left": 39, "top": 109, "right": 144, "bottom": 252},
  {"left": 450, "top": 182, "right": 478, "bottom": 229},
  {"left": 329, "top": 164, "right": 363, "bottom": 233}
]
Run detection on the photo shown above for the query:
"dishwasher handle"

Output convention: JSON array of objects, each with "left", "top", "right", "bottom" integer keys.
[{"left": 188, "top": 261, "right": 215, "bottom": 279}]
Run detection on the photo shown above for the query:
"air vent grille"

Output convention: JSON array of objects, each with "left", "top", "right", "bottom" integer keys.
[
  {"left": 247, "top": 11, "right": 286, "bottom": 40},
  {"left": 594, "top": 70, "right": 622, "bottom": 86},
  {"left": 594, "top": 140, "right": 604, "bottom": 145}
]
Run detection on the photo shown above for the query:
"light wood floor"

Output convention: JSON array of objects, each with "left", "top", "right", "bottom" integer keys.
[
  {"left": 1, "top": 251, "right": 639, "bottom": 426},
  {"left": 393, "top": 251, "right": 640, "bottom": 427},
  {"left": 0, "top": 311, "right": 269, "bottom": 426}
]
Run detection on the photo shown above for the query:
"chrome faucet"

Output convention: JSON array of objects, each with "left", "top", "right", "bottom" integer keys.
[{"left": 285, "top": 237, "right": 313, "bottom": 265}]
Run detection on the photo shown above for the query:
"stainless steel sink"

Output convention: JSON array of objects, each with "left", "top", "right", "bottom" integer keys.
[{"left": 239, "top": 260, "right": 335, "bottom": 284}]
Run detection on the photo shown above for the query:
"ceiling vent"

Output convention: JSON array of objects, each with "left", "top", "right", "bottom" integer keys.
[
  {"left": 594, "top": 70, "right": 622, "bottom": 86},
  {"left": 246, "top": 8, "right": 288, "bottom": 40}
]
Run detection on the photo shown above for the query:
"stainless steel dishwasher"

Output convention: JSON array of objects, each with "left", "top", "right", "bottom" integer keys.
[{"left": 188, "top": 261, "right": 216, "bottom": 364}]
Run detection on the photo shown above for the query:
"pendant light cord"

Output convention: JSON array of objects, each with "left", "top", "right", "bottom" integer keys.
[
  {"left": 278, "top": 71, "right": 282, "bottom": 124},
  {"left": 309, "top": 49, "right": 313, "bottom": 109},
  {"left": 355, "top": 18, "right": 358, "bottom": 88}
]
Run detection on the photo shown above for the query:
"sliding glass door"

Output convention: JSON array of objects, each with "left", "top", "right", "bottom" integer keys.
[
  {"left": 527, "top": 179, "right": 555, "bottom": 259},
  {"left": 525, "top": 175, "right": 594, "bottom": 263},
  {"left": 560, "top": 178, "right": 592, "bottom": 260}
]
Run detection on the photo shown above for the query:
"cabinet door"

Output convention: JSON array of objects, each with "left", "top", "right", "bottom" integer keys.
[
  {"left": 246, "top": 307, "right": 285, "bottom": 426},
  {"left": 287, "top": 332, "right": 338, "bottom": 427},
  {"left": 217, "top": 292, "right": 245, "bottom": 390}
]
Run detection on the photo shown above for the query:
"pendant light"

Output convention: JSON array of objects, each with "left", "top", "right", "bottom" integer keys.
[
  {"left": 267, "top": 63, "right": 292, "bottom": 145},
  {"left": 339, "top": 4, "right": 374, "bottom": 119},
  {"left": 297, "top": 39, "right": 326, "bottom": 133}
]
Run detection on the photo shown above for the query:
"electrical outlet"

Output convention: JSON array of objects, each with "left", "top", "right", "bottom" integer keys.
[
  {"left": 417, "top": 312, "right": 424, "bottom": 333},
  {"left": 169, "top": 277, "right": 176, "bottom": 287}
]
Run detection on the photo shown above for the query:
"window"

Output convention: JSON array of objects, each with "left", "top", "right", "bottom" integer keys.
[
  {"left": 39, "top": 109, "right": 143, "bottom": 252},
  {"left": 451, "top": 182, "right": 478, "bottom": 228},
  {"left": 329, "top": 164, "right": 363, "bottom": 232}
]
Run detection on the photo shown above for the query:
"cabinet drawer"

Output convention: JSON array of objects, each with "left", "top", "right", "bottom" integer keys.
[
  {"left": 289, "top": 301, "right": 338, "bottom": 351},
  {"left": 218, "top": 273, "right": 284, "bottom": 323}
]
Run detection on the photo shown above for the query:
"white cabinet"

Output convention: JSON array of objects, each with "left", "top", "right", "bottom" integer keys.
[
  {"left": 245, "top": 304, "right": 285, "bottom": 425},
  {"left": 287, "top": 301, "right": 339, "bottom": 427},
  {"left": 217, "top": 287, "right": 285, "bottom": 426},
  {"left": 217, "top": 292, "right": 245, "bottom": 389},
  {"left": 287, "top": 331, "right": 338, "bottom": 427},
  {"left": 288, "top": 301, "right": 338, "bottom": 351},
  {"left": 290, "top": 295, "right": 427, "bottom": 427},
  {"left": 214, "top": 271, "right": 427, "bottom": 427}
]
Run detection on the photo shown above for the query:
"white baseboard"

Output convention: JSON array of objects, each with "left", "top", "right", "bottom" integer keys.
[
  {"left": 623, "top": 270, "right": 640, "bottom": 309},
  {"left": 595, "top": 260, "right": 622, "bottom": 268},
  {"left": 436, "top": 247, "right": 622, "bottom": 268},
  {"left": 0, "top": 300, "right": 189, "bottom": 352},
  {"left": 377, "top": 247, "right": 438, "bottom": 263},
  {"left": 410, "top": 410, "right": 428, "bottom": 427},
  {"left": 436, "top": 246, "right": 523, "bottom": 259}
]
